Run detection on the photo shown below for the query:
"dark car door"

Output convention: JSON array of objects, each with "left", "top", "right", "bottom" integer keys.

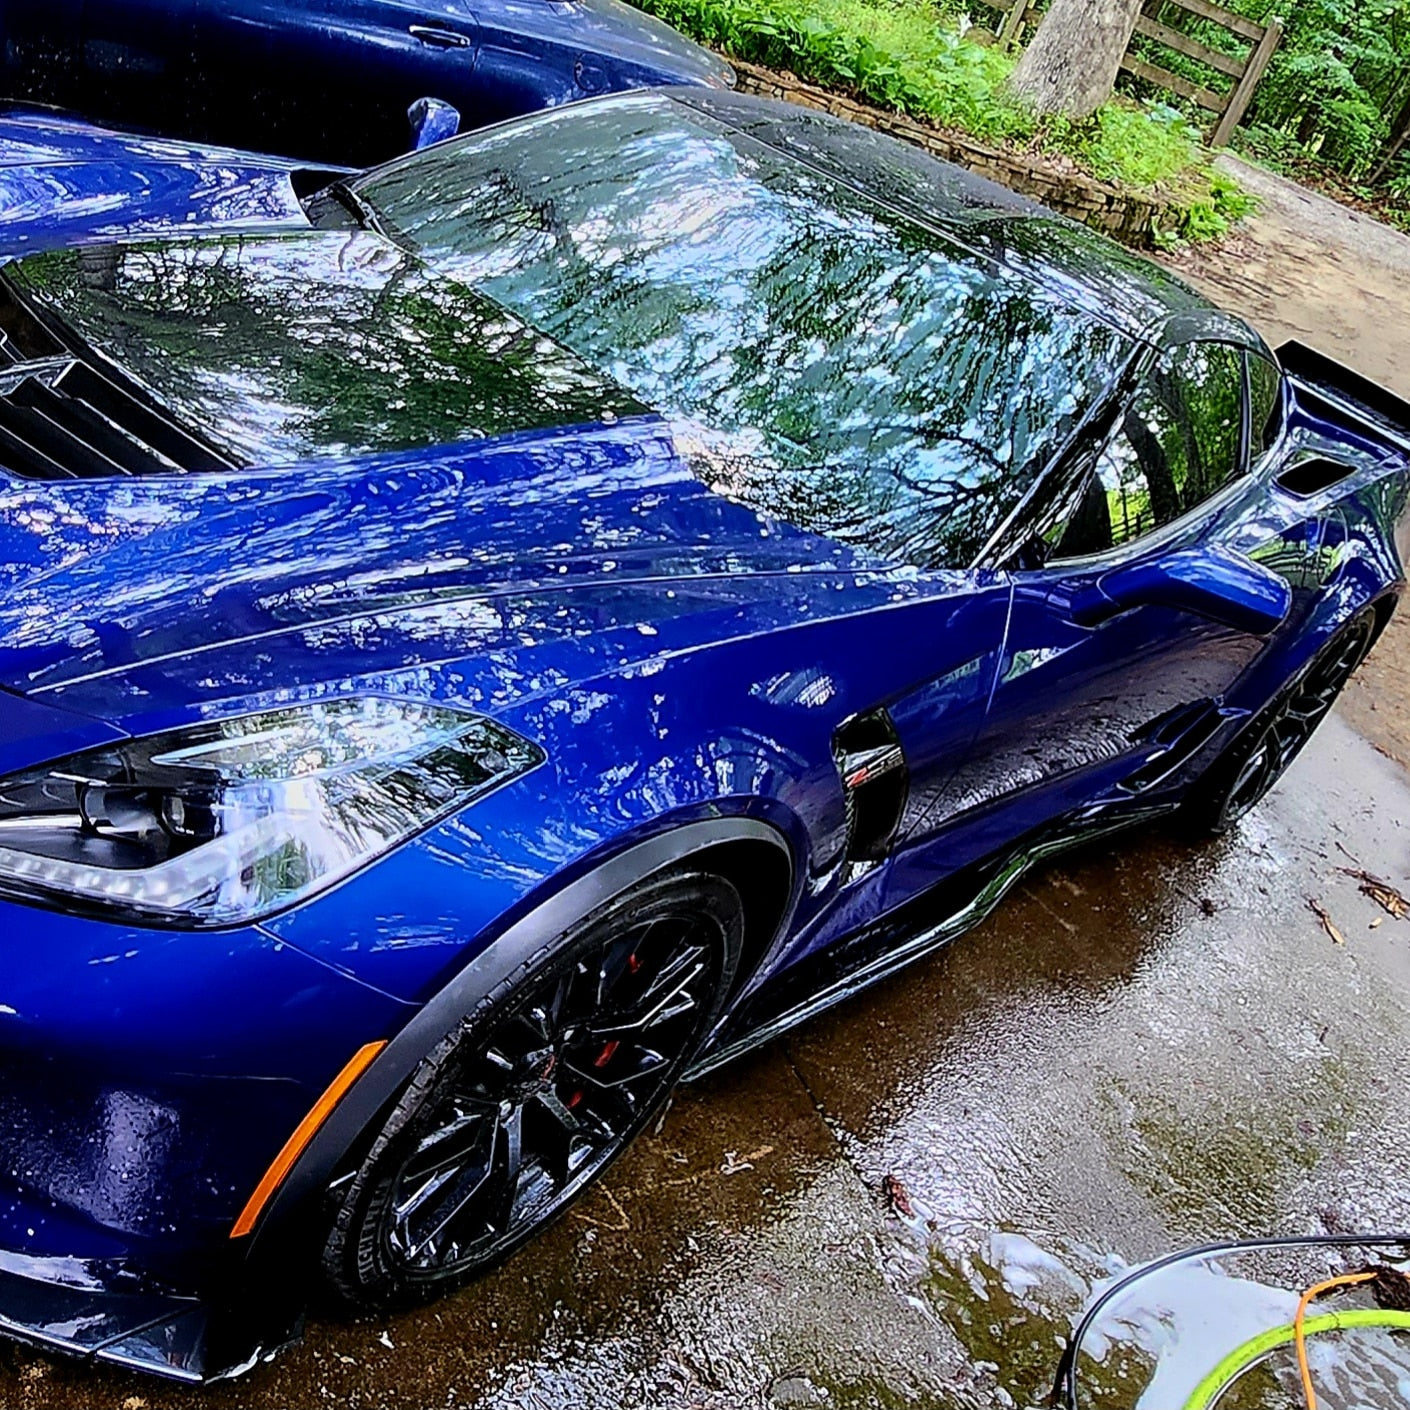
[
  {"left": 186, "top": 0, "right": 480, "bottom": 164},
  {"left": 1, "top": 0, "right": 86, "bottom": 110},
  {"left": 70, "top": 0, "right": 199, "bottom": 135},
  {"left": 890, "top": 337, "right": 1307, "bottom": 887}
]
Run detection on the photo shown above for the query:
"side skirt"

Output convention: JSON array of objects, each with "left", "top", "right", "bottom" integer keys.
[{"left": 686, "top": 802, "right": 1174, "bottom": 1081}]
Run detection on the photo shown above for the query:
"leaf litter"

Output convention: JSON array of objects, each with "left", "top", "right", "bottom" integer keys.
[
  {"left": 1307, "top": 898, "right": 1346, "bottom": 946},
  {"left": 1337, "top": 866, "right": 1410, "bottom": 920}
]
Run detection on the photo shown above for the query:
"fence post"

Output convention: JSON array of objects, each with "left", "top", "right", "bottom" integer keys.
[
  {"left": 1210, "top": 15, "right": 1283, "bottom": 147},
  {"left": 997, "top": 0, "right": 1031, "bottom": 47}
]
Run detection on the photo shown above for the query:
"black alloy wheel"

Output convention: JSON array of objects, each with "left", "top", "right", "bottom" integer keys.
[
  {"left": 1186, "top": 606, "right": 1380, "bottom": 835},
  {"left": 322, "top": 869, "right": 742, "bottom": 1310}
]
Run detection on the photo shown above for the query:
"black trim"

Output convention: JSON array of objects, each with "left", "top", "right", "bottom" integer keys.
[
  {"left": 692, "top": 800, "right": 1174, "bottom": 1079},
  {"left": 0, "top": 1262, "right": 242, "bottom": 1382},
  {"left": 0, "top": 276, "right": 238, "bottom": 479},
  {"left": 1278, "top": 339, "right": 1410, "bottom": 450}
]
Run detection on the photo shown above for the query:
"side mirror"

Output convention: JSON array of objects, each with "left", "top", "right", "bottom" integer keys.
[
  {"left": 408, "top": 97, "right": 461, "bottom": 151},
  {"left": 1073, "top": 545, "right": 1292, "bottom": 636}
]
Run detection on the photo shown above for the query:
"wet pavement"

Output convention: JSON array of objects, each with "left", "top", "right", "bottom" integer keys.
[{"left": 2, "top": 710, "right": 1408, "bottom": 1407}]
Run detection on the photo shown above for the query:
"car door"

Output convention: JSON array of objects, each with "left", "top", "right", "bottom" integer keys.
[
  {"left": 188, "top": 0, "right": 480, "bottom": 163},
  {"left": 2, "top": 0, "right": 86, "bottom": 111},
  {"left": 468, "top": 0, "right": 580, "bottom": 127},
  {"left": 891, "top": 336, "right": 1309, "bottom": 886},
  {"left": 75, "top": 0, "right": 200, "bottom": 135}
]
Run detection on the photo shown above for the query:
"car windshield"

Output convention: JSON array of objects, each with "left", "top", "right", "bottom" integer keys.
[{"left": 356, "top": 95, "right": 1134, "bottom": 568}]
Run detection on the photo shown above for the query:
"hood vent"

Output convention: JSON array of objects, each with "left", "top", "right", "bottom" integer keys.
[{"left": 0, "top": 280, "right": 235, "bottom": 480}]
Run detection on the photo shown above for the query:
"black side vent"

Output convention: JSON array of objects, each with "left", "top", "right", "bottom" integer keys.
[
  {"left": 1274, "top": 456, "right": 1357, "bottom": 498},
  {"left": 0, "top": 280, "right": 236, "bottom": 480},
  {"left": 833, "top": 708, "right": 909, "bottom": 862},
  {"left": 1118, "top": 698, "right": 1222, "bottom": 794}
]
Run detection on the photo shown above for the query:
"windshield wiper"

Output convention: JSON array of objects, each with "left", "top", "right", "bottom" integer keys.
[{"left": 302, "top": 179, "right": 384, "bottom": 234}]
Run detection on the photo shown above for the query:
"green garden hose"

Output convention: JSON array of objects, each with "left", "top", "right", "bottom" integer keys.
[
  {"left": 1181, "top": 1307, "right": 1410, "bottom": 1410},
  {"left": 1054, "top": 1234, "right": 1410, "bottom": 1410}
]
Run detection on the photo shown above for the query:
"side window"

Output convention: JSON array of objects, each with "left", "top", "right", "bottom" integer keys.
[
  {"left": 1247, "top": 350, "right": 1284, "bottom": 461},
  {"left": 1054, "top": 341, "right": 1247, "bottom": 559}
]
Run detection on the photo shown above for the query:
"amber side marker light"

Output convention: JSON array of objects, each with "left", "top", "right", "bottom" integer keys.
[{"left": 231, "top": 1040, "right": 387, "bottom": 1239}]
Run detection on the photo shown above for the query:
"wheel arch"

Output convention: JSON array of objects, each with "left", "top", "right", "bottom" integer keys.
[
  {"left": 1368, "top": 582, "right": 1400, "bottom": 638},
  {"left": 687, "top": 833, "right": 794, "bottom": 1007},
  {"left": 233, "top": 815, "right": 798, "bottom": 1283}
]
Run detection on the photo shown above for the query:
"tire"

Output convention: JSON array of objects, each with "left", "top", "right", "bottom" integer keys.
[
  {"left": 320, "top": 869, "right": 743, "bottom": 1312},
  {"left": 1181, "top": 606, "right": 1380, "bottom": 836}
]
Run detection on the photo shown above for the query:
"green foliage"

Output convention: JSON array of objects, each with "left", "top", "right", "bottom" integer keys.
[
  {"left": 681, "top": 0, "right": 1410, "bottom": 209},
  {"left": 1260, "top": 50, "right": 1385, "bottom": 172},
  {"left": 639, "top": 0, "right": 1031, "bottom": 142},
  {"left": 634, "top": 0, "right": 1246, "bottom": 238},
  {"left": 1244, "top": 0, "right": 1408, "bottom": 178},
  {"left": 1153, "top": 168, "right": 1259, "bottom": 246},
  {"left": 1046, "top": 101, "right": 1205, "bottom": 187},
  {"left": 1123, "top": 0, "right": 1410, "bottom": 189}
]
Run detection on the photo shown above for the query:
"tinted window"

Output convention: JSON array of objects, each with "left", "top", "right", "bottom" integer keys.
[
  {"left": 1054, "top": 341, "right": 1246, "bottom": 559},
  {"left": 358, "top": 97, "right": 1133, "bottom": 568},
  {"left": 1247, "top": 350, "right": 1284, "bottom": 461}
]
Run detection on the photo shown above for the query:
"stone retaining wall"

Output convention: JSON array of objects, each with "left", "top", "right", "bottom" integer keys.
[{"left": 732, "top": 61, "right": 1173, "bottom": 246}]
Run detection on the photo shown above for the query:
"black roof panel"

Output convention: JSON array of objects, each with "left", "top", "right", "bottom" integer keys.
[{"left": 674, "top": 89, "right": 1229, "bottom": 345}]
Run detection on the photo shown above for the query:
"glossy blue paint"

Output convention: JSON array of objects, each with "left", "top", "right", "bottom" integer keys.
[
  {"left": 408, "top": 96, "right": 462, "bottom": 148},
  {"left": 0, "top": 90, "right": 1397, "bottom": 1378},
  {"left": 1073, "top": 544, "right": 1293, "bottom": 633},
  {"left": 0, "top": 0, "right": 734, "bottom": 165},
  {"left": 0, "top": 108, "right": 318, "bottom": 253}
]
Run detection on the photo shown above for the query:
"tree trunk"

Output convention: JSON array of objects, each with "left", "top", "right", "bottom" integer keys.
[{"left": 1004, "top": 0, "right": 1146, "bottom": 120}]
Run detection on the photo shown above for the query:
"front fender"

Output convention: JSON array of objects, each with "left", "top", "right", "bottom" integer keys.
[{"left": 234, "top": 815, "right": 791, "bottom": 1298}]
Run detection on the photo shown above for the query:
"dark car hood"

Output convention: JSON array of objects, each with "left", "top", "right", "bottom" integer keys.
[{"left": 0, "top": 225, "right": 864, "bottom": 716}]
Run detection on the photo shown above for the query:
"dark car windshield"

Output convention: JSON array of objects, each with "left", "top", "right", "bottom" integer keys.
[{"left": 357, "top": 94, "right": 1134, "bottom": 569}]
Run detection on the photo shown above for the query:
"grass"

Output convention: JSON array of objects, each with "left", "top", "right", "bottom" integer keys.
[{"left": 634, "top": 0, "right": 1254, "bottom": 241}]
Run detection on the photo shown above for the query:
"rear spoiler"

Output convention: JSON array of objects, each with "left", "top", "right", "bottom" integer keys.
[{"left": 1277, "top": 339, "right": 1410, "bottom": 450}]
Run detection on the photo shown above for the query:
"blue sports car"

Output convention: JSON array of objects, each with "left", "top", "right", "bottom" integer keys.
[
  {"left": 0, "top": 0, "right": 733, "bottom": 163},
  {"left": 0, "top": 90, "right": 1399, "bottom": 1381}
]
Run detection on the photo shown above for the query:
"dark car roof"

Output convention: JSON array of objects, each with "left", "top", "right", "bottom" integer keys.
[{"left": 669, "top": 89, "right": 1255, "bottom": 352}]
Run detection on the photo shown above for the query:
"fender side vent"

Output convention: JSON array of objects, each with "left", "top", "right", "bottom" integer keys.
[
  {"left": 833, "top": 708, "right": 908, "bottom": 862},
  {"left": 1119, "top": 698, "right": 1222, "bottom": 793}
]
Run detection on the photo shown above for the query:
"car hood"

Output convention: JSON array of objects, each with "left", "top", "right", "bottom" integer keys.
[
  {"left": 0, "top": 108, "right": 328, "bottom": 256},
  {"left": 0, "top": 224, "right": 864, "bottom": 719},
  {"left": 0, "top": 423, "right": 865, "bottom": 721}
]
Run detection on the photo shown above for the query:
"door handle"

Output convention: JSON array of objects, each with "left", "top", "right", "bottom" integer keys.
[{"left": 409, "top": 24, "right": 472, "bottom": 48}]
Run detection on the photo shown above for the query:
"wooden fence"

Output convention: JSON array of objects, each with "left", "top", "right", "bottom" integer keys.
[{"left": 982, "top": 0, "right": 1284, "bottom": 147}]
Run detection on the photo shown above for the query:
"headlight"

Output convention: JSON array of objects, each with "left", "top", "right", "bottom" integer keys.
[{"left": 0, "top": 698, "right": 543, "bottom": 928}]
